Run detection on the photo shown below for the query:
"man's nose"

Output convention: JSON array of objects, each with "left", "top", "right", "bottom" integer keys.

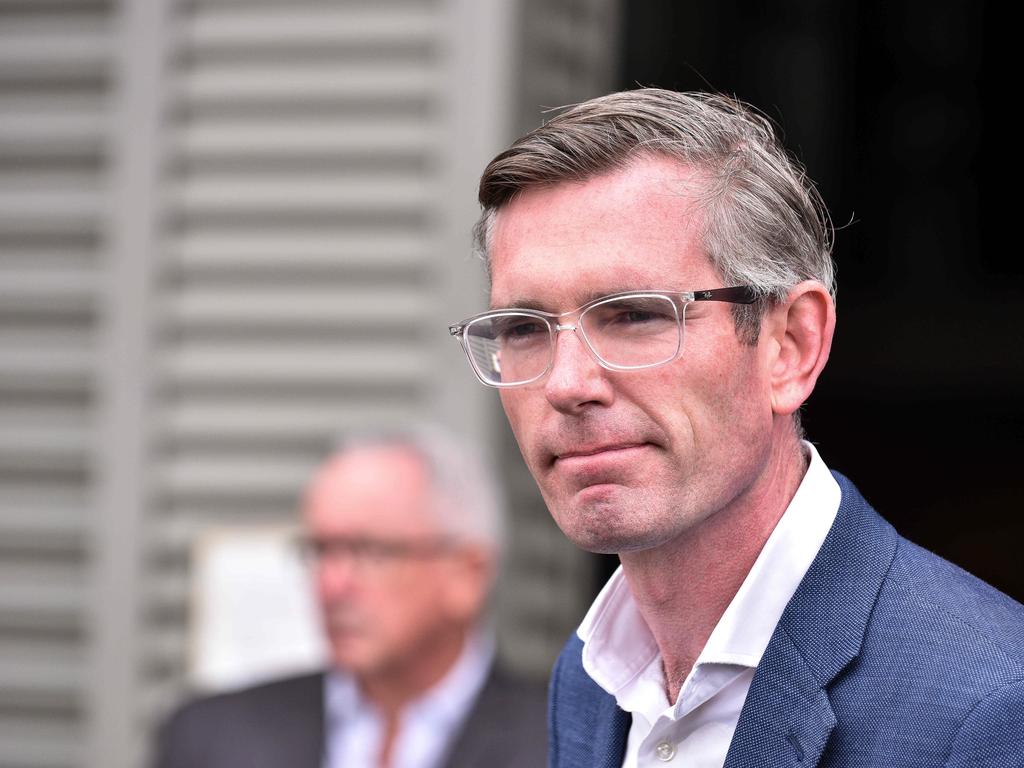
[
  {"left": 317, "top": 556, "right": 358, "bottom": 597},
  {"left": 543, "top": 327, "right": 614, "bottom": 414}
]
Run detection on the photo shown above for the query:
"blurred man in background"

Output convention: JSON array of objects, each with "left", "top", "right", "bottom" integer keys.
[{"left": 155, "top": 427, "right": 546, "bottom": 768}]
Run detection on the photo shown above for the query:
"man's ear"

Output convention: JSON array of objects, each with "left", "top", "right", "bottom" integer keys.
[{"left": 765, "top": 281, "right": 835, "bottom": 416}]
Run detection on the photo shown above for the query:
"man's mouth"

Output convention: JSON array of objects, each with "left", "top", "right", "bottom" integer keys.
[
  {"left": 556, "top": 442, "right": 648, "bottom": 461},
  {"left": 551, "top": 443, "right": 651, "bottom": 475}
]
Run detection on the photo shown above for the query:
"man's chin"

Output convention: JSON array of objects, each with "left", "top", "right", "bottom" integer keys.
[
  {"left": 550, "top": 486, "right": 639, "bottom": 554},
  {"left": 549, "top": 484, "right": 681, "bottom": 555},
  {"left": 328, "top": 639, "right": 377, "bottom": 674}
]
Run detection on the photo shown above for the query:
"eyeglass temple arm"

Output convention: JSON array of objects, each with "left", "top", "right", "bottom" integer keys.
[{"left": 692, "top": 286, "right": 759, "bottom": 304}]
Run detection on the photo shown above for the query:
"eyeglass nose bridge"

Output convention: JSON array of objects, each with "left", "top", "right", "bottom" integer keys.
[{"left": 548, "top": 320, "right": 607, "bottom": 374}]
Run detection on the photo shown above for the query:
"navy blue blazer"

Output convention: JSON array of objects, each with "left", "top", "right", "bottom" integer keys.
[{"left": 548, "top": 473, "right": 1024, "bottom": 767}]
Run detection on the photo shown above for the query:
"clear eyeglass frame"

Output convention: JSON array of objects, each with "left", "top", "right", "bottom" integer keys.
[
  {"left": 296, "top": 534, "right": 457, "bottom": 570},
  {"left": 448, "top": 286, "right": 758, "bottom": 388}
]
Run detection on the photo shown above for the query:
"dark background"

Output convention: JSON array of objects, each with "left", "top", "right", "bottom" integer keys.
[{"left": 598, "top": 0, "right": 1022, "bottom": 600}]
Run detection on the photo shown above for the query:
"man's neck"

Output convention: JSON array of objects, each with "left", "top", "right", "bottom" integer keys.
[
  {"left": 619, "top": 432, "right": 808, "bottom": 702},
  {"left": 358, "top": 626, "right": 469, "bottom": 719}
]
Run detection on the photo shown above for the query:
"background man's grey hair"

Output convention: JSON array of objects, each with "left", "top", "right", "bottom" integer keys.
[
  {"left": 333, "top": 424, "right": 506, "bottom": 557},
  {"left": 473, "top": 88, "right": 836, "bottom": 344}
]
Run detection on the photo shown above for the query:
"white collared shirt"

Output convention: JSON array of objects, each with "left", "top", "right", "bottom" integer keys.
[
  {"left": 577, "top": 442, "right": 840, "bottom": 768},
  {"left": 323, "top": 631, "right": 494, "bottom": 768}
]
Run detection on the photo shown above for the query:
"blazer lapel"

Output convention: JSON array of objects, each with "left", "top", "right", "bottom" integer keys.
[
  {"left": 723, "top": 630, "right": 836, "bottom": 768},
  {"left": 590, "top": 694, "right": 631, "bottom": 768},
  {"left": 553, "top": 683, "right": 630, "bottom": 768},
  {"left": 549, "top": 638, "right": 630, "bottom": 768},
  {"left": 725, "top": 473, "right": 898, "bottom": 768},
  {"left": 279, "top": 673, "right": 325, "bottom": 768}
]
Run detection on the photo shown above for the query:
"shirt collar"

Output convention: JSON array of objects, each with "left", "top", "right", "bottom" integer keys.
[
  {"left": 325, "top": 628, "right": 495, "bottom": 728},
  {"left": 577, "top": 441, "right": 840, "bottom": 697},
  {"left": 697, "top": 441, "right": 839, "bottom": 667}
]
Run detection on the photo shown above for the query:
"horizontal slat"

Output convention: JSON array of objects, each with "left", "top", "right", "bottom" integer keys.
[
  {"left": 168, "top": 230, "right": 433, "bottom": 272},
  {"left": 162, "top": 284, "right": 429, "bottom": 329},
  {"left": 148, "top": 507, "right": 297, "bottom": 558},
  {"left": 0, "top": 175, "right": 103, "bottom": 228},
  {"left": 0, "top": 502, "right": 86, "bottom": 551},
  {"left": 0, "top": 721, "right": 82, "bottom": 768},
  {"left": 160, "top": 398, "right": 421, "bottom": 445},
  {"left": 175, "top": 118, "right": 435, "bottom": 161},
  {"left": 0, "top": 424, "right": 91, "bottom": 472},
  {"left": 0, "top": 570, "right": 85, "bottom": 630},
  {"left": 160, "top": 343, "right": 430, "bottom": 385},
  {"left": 0, "top": 20, "right": 112, "bottom": 79},
  {"left": 176, "top": 63, "right": 436, "bottom": 105},
  {"left": 141, "top": 571, "right": 191, "bottom": 613},
  {"left": 0, "top": 339, "right": 93, "bottom": 390},
  {"left": 0, "top": 93, "right": 107, "bottom": 123},
  {"left": 181, "top": 5, "right": 438, "bottom": 51},
  {"left": 156, "top": 456, "right": 319, "bottom": 500},
  {"left": 0, "top": 266, "right": 98, "bottom": 313},
  {"left": 140, "top": 625, "right": 189, "bottom": 673},
  {"left": 169, "top": 174, "right": 434, "bottom": 216},
  {"left": 0, "top": 647, "right": 83, "bottom": 704},
  {"left": 0, "top": 108, "right": 105, "bottom": 156}
]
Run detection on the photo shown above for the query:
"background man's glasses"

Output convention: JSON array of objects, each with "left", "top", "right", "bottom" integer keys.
[
  {"left": 297, "top": 535, "right": 456, "bottom": 570},
  {"left": 449, "top": 287, "right": 758, "bottom": 388}
]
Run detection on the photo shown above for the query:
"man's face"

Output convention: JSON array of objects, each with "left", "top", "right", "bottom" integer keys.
[
  {"left": 303, "top": 446, "right": 477, "bottom": 680},
  {"left": 490, "top": 155, "right": 778, "bottom": 554}
]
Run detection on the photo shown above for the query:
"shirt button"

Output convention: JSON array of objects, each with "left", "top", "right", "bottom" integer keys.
[{"left": 655, "top": 741, "right": 676, "bottom": 761}]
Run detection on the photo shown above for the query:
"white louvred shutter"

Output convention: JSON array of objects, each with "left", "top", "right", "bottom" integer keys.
[
  {"left": 140, "top": 0, "right": 501, "bottom": 730},
  {"left": 0, "top": 1, "right": 116, "bottom": 766}
]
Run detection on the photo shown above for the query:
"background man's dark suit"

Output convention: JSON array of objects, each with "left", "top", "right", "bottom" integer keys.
[{"left": 156, "top": 666, "right": 546, "bottom": 768}]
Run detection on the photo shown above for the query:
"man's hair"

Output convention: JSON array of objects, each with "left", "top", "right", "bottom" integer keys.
[
  {"left": 333, "top": 424, "right": 505, "bottom": 555},
  {"left": 473, "top": 88, "right": 835, "bottom": 343}
]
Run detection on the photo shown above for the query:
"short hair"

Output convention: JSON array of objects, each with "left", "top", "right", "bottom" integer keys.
[
  {"left": 332, "top": 424, "right": 505, "bottom": 555},
  {"left": 474, "top": 88, "right": 835, "bottom": 343}
]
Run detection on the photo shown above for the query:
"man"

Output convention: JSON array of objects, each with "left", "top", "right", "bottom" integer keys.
[
  {"left": 156, "top": 428, "right": 546, "bottom": 768},
  {"left": 448, "top": 90, "right": 1024, "bottom": 767}
]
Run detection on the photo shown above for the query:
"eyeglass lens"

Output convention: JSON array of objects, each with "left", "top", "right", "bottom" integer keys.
[
  {"left": 299, "top": 536, "right": 452, "bottom": 568},
  {"left": 464, "top": 294, "right": 682, "bottom": 385}
]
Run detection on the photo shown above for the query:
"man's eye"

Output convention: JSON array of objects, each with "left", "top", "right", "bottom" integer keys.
[
  {"left": 496, "top": 319, "right": 546, "bottom": 341},
  {"left": 509, "top": 322, "right": 544, "bottom": 336},
  {"left": 606, "top": 306, "right": 674, "bottom": 325},
  {"left": 616, "top": 310, "right": 662, "bottom": 324}
]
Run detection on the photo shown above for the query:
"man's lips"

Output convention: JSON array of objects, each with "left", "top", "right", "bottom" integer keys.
[
  {"left": 556, "top": 443, "right": 647, "bottom": 461},
  {"left": 551, "top": 443, "right": 650, "bottom": 472}
]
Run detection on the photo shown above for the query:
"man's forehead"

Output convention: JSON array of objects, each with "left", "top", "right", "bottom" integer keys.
[
  {"left": 486, "top": 156, "right": 713, "bottom": 310},
  {"left": 303, "top": 446, "right": 437, "bottom": 529}
]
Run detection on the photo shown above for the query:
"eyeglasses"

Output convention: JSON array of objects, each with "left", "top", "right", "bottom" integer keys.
[
  {"left": 448, "top": 286, "right": 758, "bottom": 388},
  {"left": 297, "top": 535, "right": 456, "bottom": 570}
]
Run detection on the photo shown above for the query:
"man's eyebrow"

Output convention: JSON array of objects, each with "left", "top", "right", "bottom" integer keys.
[
  {"left": 490, "top": 288, "right": 648, "bottom": 312},
  {"left": 489, "top": 297, "right": 549, "bottom": 312}
]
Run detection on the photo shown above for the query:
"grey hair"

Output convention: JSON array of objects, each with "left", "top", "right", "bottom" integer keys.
[
  {"left": 473, "top": 89, "right": 836, "bottom": 343},
  {"left": 333, "top": 424, "right": 505, "bottom": 556}
]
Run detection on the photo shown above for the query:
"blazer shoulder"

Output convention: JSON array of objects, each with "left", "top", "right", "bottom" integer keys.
[
  {"left": 820, "top": 529, "right": 1024, "bottom": 765},
  {"left": 886, "top": 535, "right": 1024, "bottom": 669},
  {"left": 154, "top": 672, "right": 325, "bottom": 768},
  {"left": 166, "top": 671, "right": 324, "bottom": 726}
]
